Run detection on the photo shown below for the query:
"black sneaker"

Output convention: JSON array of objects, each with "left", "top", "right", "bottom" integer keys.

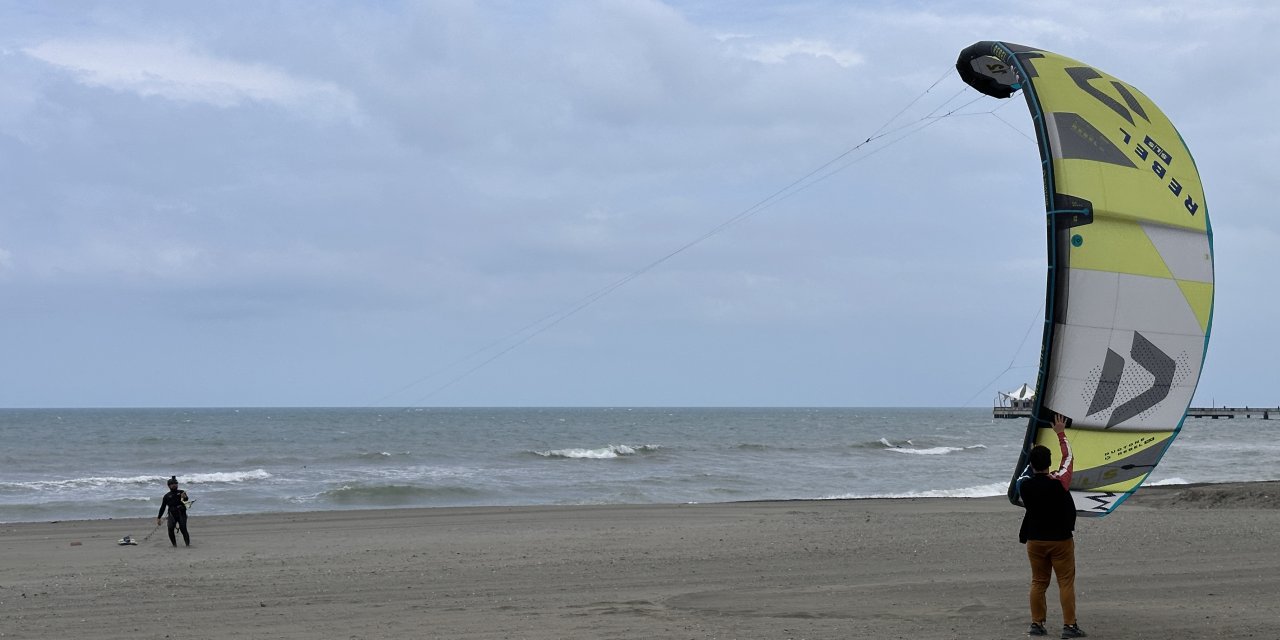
[
  {"left": 1061, "top": 624, "right": 1087, "bottom": 638},
  {"left": 1028, "top": 622, "right": 1047, "bottom": 636}
]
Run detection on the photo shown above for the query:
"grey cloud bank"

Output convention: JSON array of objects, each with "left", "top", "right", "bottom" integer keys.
[{"left": 0, "top": 1, "right": 1274, "bottom": 407}]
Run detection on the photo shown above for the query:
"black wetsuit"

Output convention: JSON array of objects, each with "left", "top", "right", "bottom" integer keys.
[{"left": 158, "top": 489, "right": 190, "bottom": 546}]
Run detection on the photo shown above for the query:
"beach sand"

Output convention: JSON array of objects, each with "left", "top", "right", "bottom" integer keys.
[{"left": 3, "top": 482, "right": 1278, "bottom": 639}]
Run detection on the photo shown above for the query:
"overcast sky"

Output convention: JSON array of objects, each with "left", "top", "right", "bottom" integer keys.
[{"left": 1, "top": 1, "right": 1275, "bottom": 408}]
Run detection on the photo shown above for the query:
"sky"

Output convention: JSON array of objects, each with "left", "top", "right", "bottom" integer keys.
[{"left": 1, "top": 1, "right": 1275, "bottom": 408}]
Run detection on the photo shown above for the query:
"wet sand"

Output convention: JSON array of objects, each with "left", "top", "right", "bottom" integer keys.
[{"left": 2, "top": 482, "right": 1278, "bottom": 639}]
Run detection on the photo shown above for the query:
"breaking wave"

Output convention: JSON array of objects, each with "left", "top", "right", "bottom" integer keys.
[
  {"left": 529, "top": 444, "right": 662, "bottom": 459},
  {"left": 878, "top": 438, "right": 987, "bottom": 455},
  {"left": 824, "top": 481, "right": 1008, "bottom": 500},
  {"left": 0, "top": 469, "right": 272, "bottom": 493}
]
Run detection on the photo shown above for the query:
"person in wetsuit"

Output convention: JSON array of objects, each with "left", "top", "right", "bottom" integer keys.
[{"left": 156, "top": 475, "right": 191, "bottom": 547}]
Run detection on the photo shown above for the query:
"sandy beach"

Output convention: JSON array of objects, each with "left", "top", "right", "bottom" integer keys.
[{"left": 3, "top": 482, "right": 1278, "bottom": 640}]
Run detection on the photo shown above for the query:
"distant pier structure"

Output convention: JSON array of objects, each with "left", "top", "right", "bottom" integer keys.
[
  {"left": 993, "top": 383, "right": 1036, "bottom": 419},
  {"left": 1184, "top": 406, "right": 1277, "bottom": 420},
  {"left": 993, "top": 383, "right": 1276, "bottom": 420}
]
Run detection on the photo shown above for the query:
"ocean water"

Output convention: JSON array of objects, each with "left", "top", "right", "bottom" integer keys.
[{"left": 1, "top": 407, "right": 1276, "bottom": 523}]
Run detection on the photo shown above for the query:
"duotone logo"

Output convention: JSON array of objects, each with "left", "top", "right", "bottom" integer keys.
[{"left": 1086, "top": 332, "right": 1175, "bottom": 428}]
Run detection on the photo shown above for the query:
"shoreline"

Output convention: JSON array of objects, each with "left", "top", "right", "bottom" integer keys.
[
  {"left": 5, "top": 478, "right": 1278, "bottom": 527},
  {"left": 3, "top": 481, "right": 1278, "bottom": 639}
]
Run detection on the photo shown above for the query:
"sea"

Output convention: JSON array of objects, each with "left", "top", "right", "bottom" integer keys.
[{"left": 2, "top": 407, "right": 1276, "bottom": 524}]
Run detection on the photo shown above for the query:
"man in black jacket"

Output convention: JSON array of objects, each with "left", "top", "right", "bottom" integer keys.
[
  {"left": 156, "top": 476, "right": 191, "bottom": 547},
  {"left": 1015, "top": 414, "right": 1086, "bottom": 638}
]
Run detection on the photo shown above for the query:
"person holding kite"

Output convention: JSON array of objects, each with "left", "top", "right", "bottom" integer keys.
[{"left": 1016, "top": 414, "right": 1086, "bottom": 638}]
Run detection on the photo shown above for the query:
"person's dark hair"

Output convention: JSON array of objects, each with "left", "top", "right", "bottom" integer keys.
[
  {"left": 167, "top": 475, "right": 179, "bottom": 486},
  {"left": 1028, "top": 445, "right": 1051, "bottom": 472}
]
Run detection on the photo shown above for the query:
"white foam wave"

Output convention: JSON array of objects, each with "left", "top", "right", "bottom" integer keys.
[
  {"left": 533, "top": 444, "right": 660, "bottom": 459},
  {"left": 1146, "top": 477, "right": 1191, "bottom": 486},
  {"left": 824, "top": 481, "right": 1008, "bottom": 500},
  {"left": 183, "top": 469, "right": 272, "bottom": 483},
  {"left": 883, "top": 444, "right": 987, "bottom": 455},
  {"left": 0, "top": 469, "right": 272, "bottom": 491}
]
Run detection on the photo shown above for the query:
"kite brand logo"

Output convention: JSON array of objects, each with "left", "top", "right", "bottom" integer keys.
[
  {"left": 1119, "top": 128, "right": 1200, "bottom": 216},
  {"left": 1066, "top": 67, "right": 1149, "bottom": 126},
  {"left": 1101, "top": 435, "right": 1159, "bottom": 462},
  {"left": 1086, "top": 332, "right": 1175, "bottom": 428},
  {"left": 1065, "top": 65, "right": 1202, "bottom": 217}
]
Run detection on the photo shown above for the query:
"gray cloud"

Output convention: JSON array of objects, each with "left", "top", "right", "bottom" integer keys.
[{"left": 0, "top": 1, "right": 1273, "bottom": 407}]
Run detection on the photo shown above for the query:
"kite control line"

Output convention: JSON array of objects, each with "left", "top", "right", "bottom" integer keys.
[{"left": 141, "top": 519, "right": 164, "bottom": 542}]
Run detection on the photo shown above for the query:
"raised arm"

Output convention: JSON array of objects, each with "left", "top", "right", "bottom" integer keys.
[{"left": 1048, "top": 414, "right": 1073, "bottom": 491}]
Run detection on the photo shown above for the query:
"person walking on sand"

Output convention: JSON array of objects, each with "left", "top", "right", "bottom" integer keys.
[
  {"left": 1016, "top": 413, "right": 1086, "bottom": 638},
  {"left": 157, "top": 476, "right": 191, "bottom": 547}
]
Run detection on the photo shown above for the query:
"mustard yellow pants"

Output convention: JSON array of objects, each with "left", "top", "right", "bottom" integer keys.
[{"left": 1026, "top": 538, "right": 1076, "bottom": 625}]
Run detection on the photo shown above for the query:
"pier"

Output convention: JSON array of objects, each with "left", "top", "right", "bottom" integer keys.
[
  {"left": 994, "top": 406, "right": 1278, "bottom": 420},
  {"left": 1185, "top": 406, "right": 1277, "bottom": 420}
]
